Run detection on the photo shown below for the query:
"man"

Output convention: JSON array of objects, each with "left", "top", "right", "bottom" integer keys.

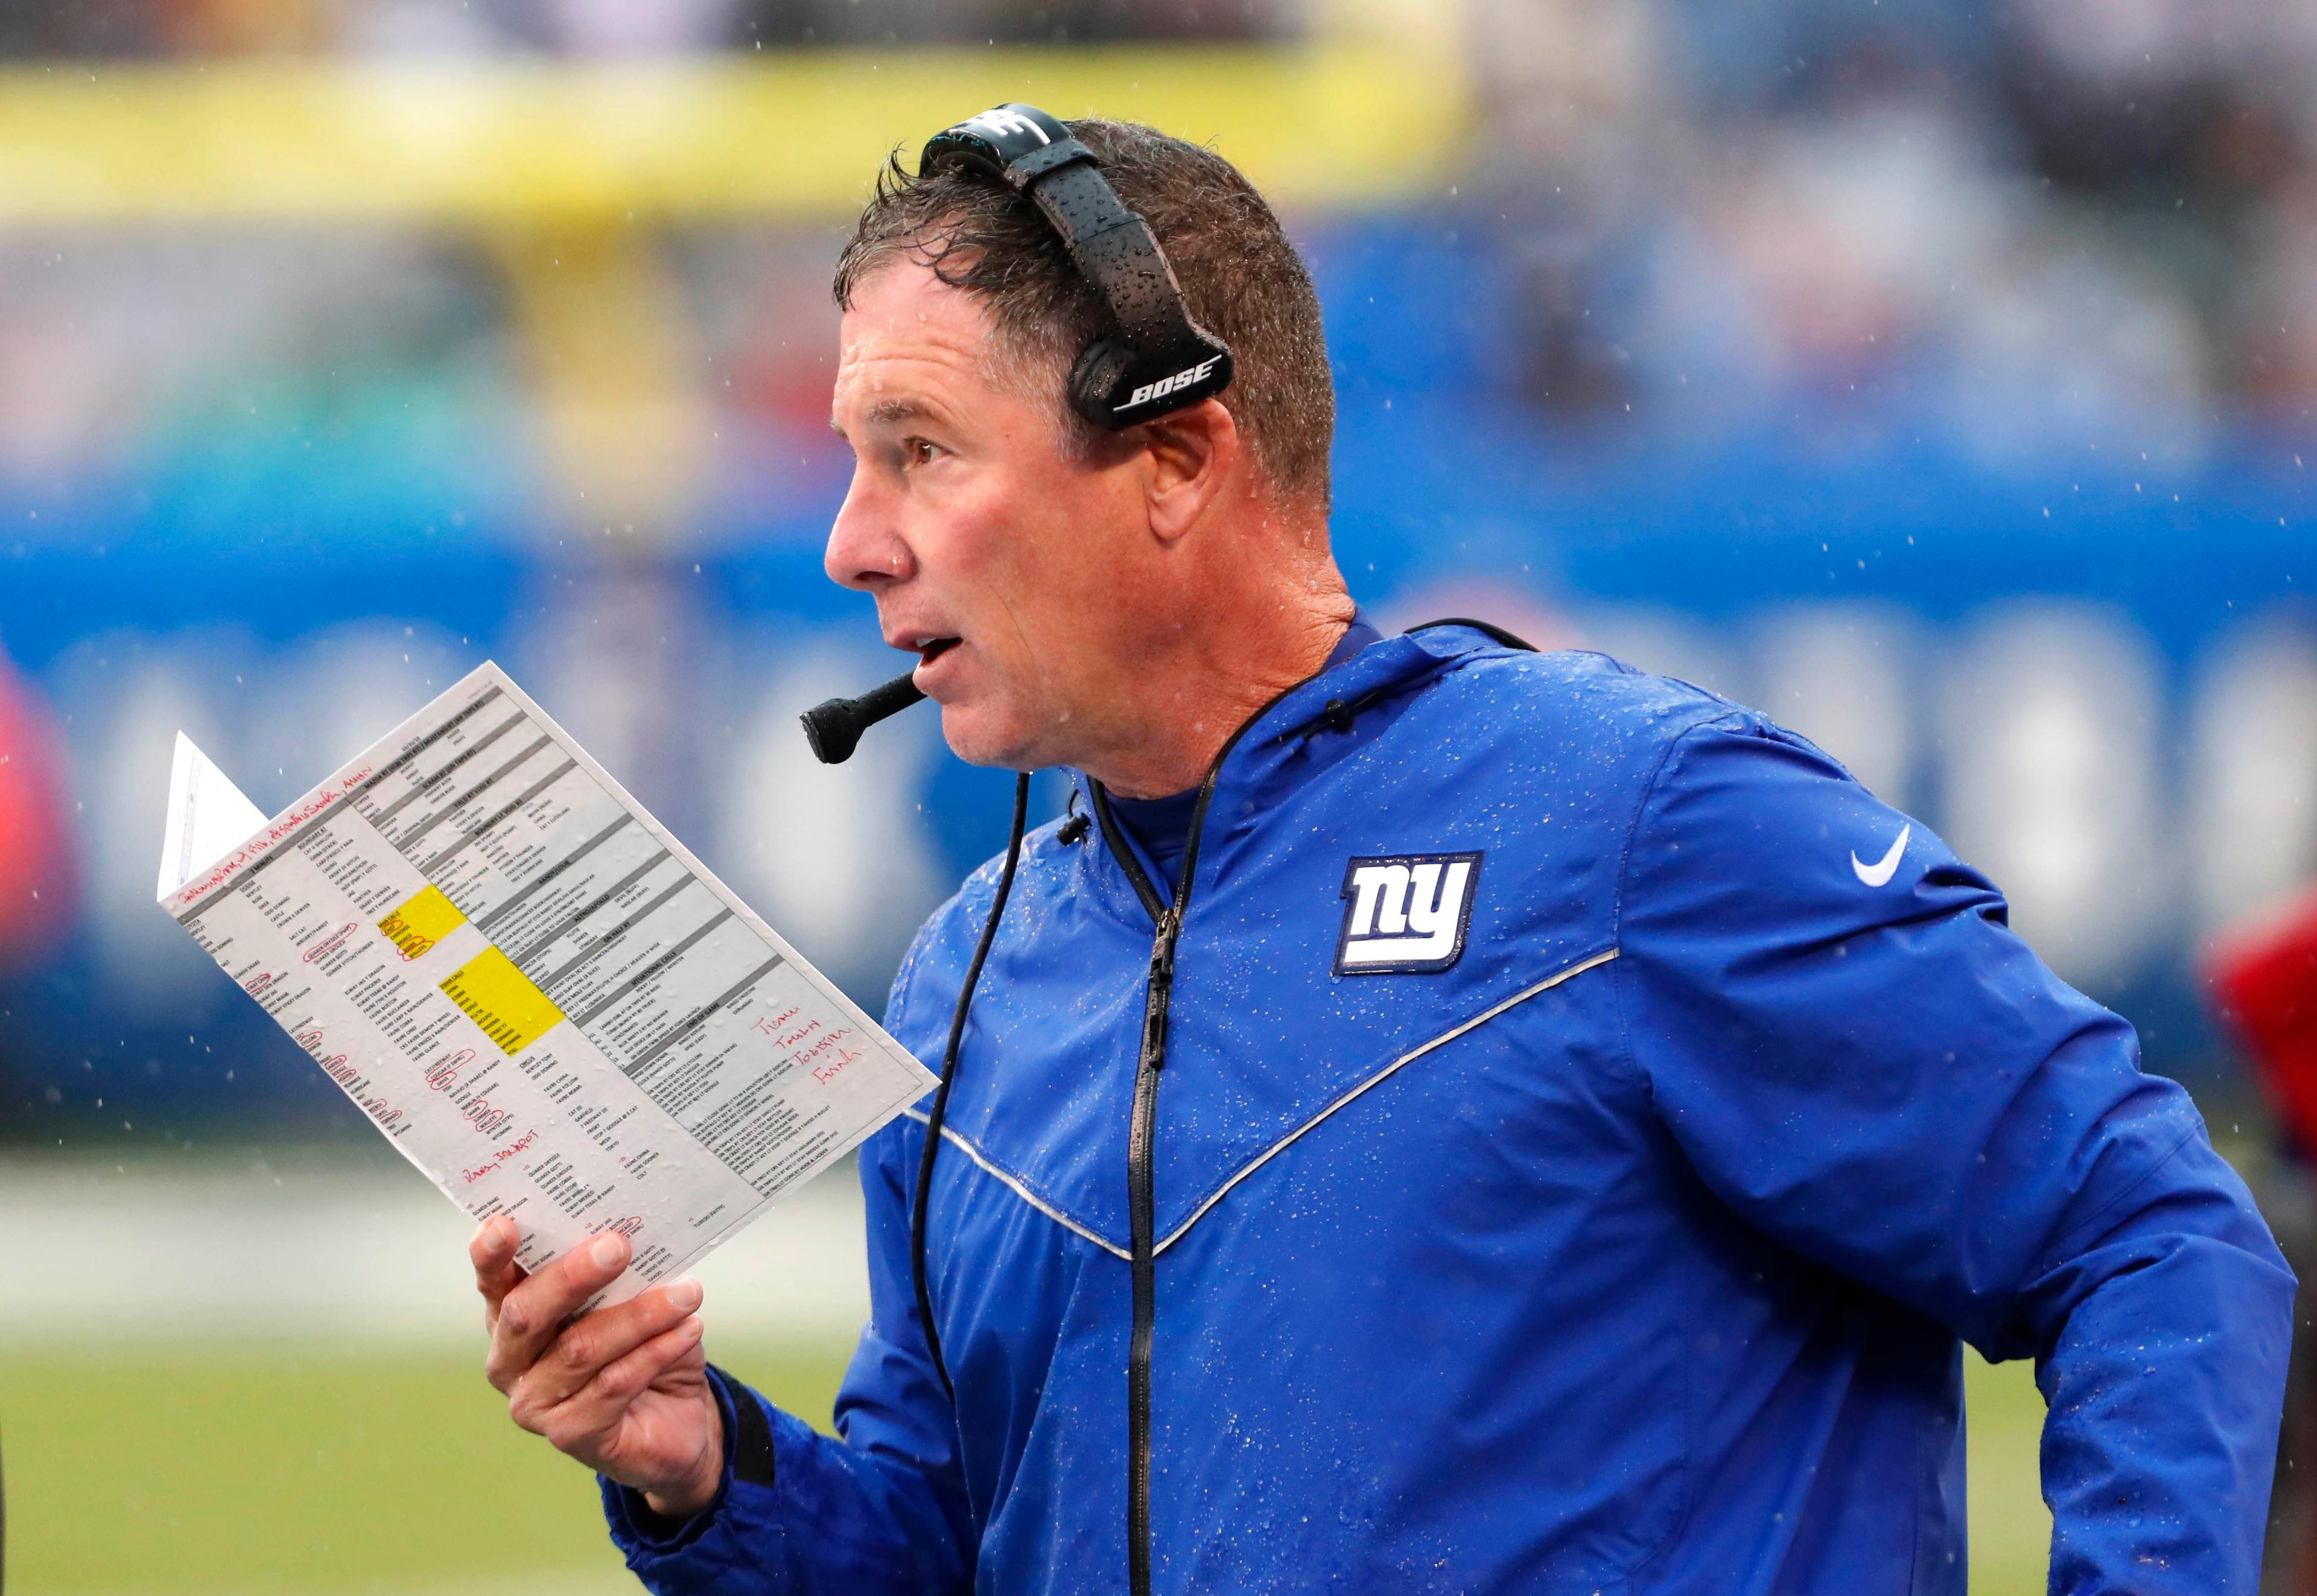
[{"left": 469, "top": 113, "right": 2295, "bottom": 1594}]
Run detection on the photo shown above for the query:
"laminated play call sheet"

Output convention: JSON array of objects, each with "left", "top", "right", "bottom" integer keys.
[{"left": 156, "top": 661, "right": 936, "bottom": 1308}]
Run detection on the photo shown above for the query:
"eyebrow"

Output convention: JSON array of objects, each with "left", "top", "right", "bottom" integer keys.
[{"left": 830, "top": 396, "right": 936, "bottom": 438}]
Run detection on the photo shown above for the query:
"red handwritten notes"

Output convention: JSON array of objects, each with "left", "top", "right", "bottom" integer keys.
[
  {"left": 424, "top": 1049, "right": 474, "bottom": 1092},
  {"left": 303, "top": 922, "right": 357, "bottom": 965},
  {"left": 377, "top": 885, "right": 467, "bottom": 962},
  {"left": 296, "top": 1029, "right": 411, "bottom": 1139},
  {"left": 794, "top": 1028, "right": 861, "bottom": 1083},
  {"left": 750, "top": 1006, "right": 804, "bottom": 1040},
  {"left": 813, "top": 1047, "right": 865, "bottom": 1086},
  {"left": 159, "top": 661, "right": 935, "bottom": 1314},
  {"left": 164, "top": 764, "right": 377, "bottom": 916},
  {"left": 462, "top": 1127, "right": 538, "bottom": 1186},
  {"left": 752, "top": 1007, "right": 865, "bottom": 1084}
]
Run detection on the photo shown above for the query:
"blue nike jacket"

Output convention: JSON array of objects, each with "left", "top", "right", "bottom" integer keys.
[{"left": 605, "top": 625, "right": 2293, "bottom": 1594}]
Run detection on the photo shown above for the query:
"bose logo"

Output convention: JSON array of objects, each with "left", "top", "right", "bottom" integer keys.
[
  {"left": 1335, "top": 852, "right": 1483, "bottom": 975},
  {"left": 962, "top": 108, "right": 1050, "bottom": 146},
  {"left": 1118, "top": 355, "right": 1224, "bottom": 413}
]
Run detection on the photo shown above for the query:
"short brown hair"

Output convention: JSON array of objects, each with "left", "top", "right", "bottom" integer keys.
[{"left": 833, "top": 118, "right": 1335, "bottom": 511}]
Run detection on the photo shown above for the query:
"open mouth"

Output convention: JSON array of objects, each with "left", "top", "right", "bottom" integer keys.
[{"left": 914, "top": 637, "right": 961, "bottom": 665}]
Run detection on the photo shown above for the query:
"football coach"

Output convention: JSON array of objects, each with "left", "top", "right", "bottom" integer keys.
[{"left": 467, "top": 107, "right": 2294, "bottom": 1594}]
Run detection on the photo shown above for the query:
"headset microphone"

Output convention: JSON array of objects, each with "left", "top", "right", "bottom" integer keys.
[{"left": 800, "top": 669, "right": 925, "bottom": 765}]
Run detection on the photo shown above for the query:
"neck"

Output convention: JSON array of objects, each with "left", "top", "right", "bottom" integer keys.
[{"left": 1084, "top": 547, "right": 1355, "bottom": 800}]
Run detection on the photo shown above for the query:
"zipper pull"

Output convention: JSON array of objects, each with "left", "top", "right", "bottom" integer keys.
[
  {"left": 1149, "top": 910, "right": 1180, "bottom": 982},
  {"left": 1141, "top": 910, "right": 1180, "bottom": 1070}
]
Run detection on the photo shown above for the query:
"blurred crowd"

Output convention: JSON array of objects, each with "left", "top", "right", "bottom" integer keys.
[
  {"left": 0, "top": 0, "right": 2310, "bottom": 471},
  {"left": 1469, "top": 0, "right": 2317, "bottom": 460},
  {"left": 0, "top": 0, "right": 1287, "bottom": 54},
  {"left": 1, "top": 0, "right": 2313, "bottom": 1120}
]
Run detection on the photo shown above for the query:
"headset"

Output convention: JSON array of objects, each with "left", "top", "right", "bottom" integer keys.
[
  {"left": 800, "top": 102, "right": 1235, "bottom": 766},
  {"left": 924, "top": 103, "right": 1236, "bottom": 431}
]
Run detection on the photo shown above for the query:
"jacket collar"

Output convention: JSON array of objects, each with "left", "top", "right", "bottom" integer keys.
[{"left": 1061, "top": 624, "right": 1500, "bottom": 924}]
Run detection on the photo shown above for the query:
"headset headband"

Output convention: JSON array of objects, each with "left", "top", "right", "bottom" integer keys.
[{"left": 922, "top": 104, "right": 1235, "bottom": 430}]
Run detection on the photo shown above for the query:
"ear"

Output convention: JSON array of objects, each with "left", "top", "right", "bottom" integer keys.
[{"left": 1137, "top": 398, "right": 1241, "bottom": 544}]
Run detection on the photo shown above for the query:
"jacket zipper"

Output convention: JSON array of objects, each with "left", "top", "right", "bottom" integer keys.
[
  {"left": 1090, "top": 786, "right": 1181, "bottom": 1596},
  {"left": 1057, "top": 626, "right": 1507, "bottom": 1592},
  {"left": 1128, "top": 906, "right": 1175, "bottom": 1596},
  {"left": 1091, "top": 682, "right": 1298, "bottom": 1596}
]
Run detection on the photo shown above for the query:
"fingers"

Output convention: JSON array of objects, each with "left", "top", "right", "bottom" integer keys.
[
  {"left": 507, "top": 1274, "right": 706, "bottom": 1419},
  {"left": 488, "top": 1228, "right": 632, "bottom": 1388},
  {"left": 470, "top": 1215, "right": 526, "bottom": 1332},
  {"left": 483, "top": 1228, "right": 647, "bottom": 1391},
  {"left": 535, "top": 1314, "right": 709, "bottom": 1464},
  {"left": 475, "top": 1227, "right": 718, "bottom": 1501}
]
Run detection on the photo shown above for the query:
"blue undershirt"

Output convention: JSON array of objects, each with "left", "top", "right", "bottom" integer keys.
[{"left": 1108, "top": 612, "right": 1381, "bottom": 891}]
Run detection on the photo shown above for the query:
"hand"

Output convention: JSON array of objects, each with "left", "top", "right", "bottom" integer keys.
[{"left": 471, "top": 1217, "right": 725, "bottom": 1518}]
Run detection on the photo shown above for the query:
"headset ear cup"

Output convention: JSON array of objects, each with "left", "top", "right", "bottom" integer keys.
[
  {"left": 1068, "top": 337, "right": 1134, "bottom": 427},
  {"left": 1068, "top": 337, "right": 1235, "bottom": 430}
]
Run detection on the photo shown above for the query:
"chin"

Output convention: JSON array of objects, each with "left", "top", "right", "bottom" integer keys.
[{"left": 937, "top": 700, "right": 1044, "bottom": 772}]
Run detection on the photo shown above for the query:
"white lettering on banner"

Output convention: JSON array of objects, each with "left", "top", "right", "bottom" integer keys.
[
  {"left": 1939, "top": 603, "right": 2163, "bottom": 987},
  {"left": 2190, "top": 622, "right": 2317, "bottom": 938},
  {"left": 1336, "top": 853, "right": 1482, "bottom": 974},
  {"left": 78, "top": 605, "right": 2317, "bottom": 1068}
]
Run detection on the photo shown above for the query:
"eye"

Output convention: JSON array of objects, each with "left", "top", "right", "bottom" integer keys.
[{"left": 904, "top": 436, "right": 946, "bottom": 469}]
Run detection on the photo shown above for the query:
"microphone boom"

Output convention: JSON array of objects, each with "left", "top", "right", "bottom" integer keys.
[{"left": 801, "top": 669, "right": 927, "bottom": 764}]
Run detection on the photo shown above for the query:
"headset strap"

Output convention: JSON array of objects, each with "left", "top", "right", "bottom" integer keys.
[{"left": 922, "top": 104, "right": 1233, "bottom": 428}]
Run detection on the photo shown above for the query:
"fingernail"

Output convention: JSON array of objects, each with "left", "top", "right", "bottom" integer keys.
[
  {"left": 590, "top": 1232, "right": 629, "bottom": 1270},
  {"left": 483, "top": 1218, "right": 512, "bottom": 1253},
  {"left": 667, "top": 1277, "right": 702, "bottom": 1312},
  {"left": 680, "top": 1315, "right": 704, "bottom": 1338}
]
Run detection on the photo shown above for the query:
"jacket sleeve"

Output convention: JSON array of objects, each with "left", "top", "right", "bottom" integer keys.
[
  {"left": 1614, "top": 712, "right": 2296, "bottom": 1594},
  {"left": 601, "top": 997, "right": 975, "bottom": 1591}
]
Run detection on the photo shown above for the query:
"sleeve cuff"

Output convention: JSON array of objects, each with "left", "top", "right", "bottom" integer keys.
[{"left": 601, "top": 1362, "right": 775, "bottom": 1556}]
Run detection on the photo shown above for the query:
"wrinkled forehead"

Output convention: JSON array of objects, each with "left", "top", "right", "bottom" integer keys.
[
  {"left": 833, "top": 255, "right": 1061, "bottom": 420},
  {"left": 838, "top": 260, "right": 996, "bottom": 371}
]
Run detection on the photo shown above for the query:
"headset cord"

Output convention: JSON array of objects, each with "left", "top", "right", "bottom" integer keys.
[
  {"left": 904, "top": 620, "right": 1524, "bottom": 1578},
  {"left": 911, "top": 771, "right": 1033, "bottom": 1407}
]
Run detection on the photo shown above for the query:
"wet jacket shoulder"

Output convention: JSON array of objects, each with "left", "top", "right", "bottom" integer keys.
[{"left": 606, "top": 627, "right": 2294, "bottom": 1596}]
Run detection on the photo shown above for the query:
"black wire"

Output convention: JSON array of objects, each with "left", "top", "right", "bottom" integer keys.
[
  {"left": 910, "top": 770, "right": 1033, "bottom": 1405},
  {"left": 1403, "top": 615, "right": 1539, "bottom": 652}
]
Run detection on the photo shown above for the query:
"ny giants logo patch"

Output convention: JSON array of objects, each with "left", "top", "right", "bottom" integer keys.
[{"left": 1334, "top": 851, "right": 1483, "bottom": 975}]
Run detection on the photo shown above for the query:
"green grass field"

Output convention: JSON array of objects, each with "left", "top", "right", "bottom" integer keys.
[{"left": 0, "top": 1339, "right": 2051, "bottom": 1593}]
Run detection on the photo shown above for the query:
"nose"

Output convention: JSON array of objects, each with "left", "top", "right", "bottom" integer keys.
[{"left": 825, "top": 466, "right": 917, "bottom": 594}]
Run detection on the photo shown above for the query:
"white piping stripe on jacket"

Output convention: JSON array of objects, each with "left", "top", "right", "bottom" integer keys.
[
  {"left": 1155, "top": 946, "right": 1620, "bottom": 1255},
  {"left": 907, "top": 946, "right": 1623, "bottom": 1265},
  {"left": 903, "top": 1107, "right": 1133, "bottom": 1261}
]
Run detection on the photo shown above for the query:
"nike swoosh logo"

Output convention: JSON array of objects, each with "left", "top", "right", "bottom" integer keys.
[{"left": 1851, "top": 823, "right": 1912, "bottom": 888}]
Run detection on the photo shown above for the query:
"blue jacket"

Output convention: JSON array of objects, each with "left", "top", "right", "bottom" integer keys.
[{"left": 606, "top": 626, "right": 2293, "bottom": 1594}]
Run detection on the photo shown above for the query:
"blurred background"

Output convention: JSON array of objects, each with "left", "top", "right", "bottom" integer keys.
[{"left": 1, "top": 0, "right": 2314, "bottom": 1590}]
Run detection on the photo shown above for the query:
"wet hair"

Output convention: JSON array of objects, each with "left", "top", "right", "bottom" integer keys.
[{"left": 833, "top": 118, "right": 1334, "bottom": 512}]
